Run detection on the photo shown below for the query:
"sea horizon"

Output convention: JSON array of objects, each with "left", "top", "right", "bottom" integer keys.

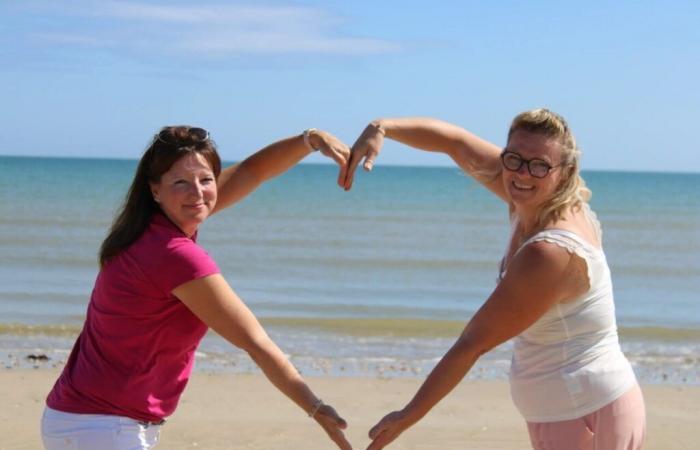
[{"left": 1, "top": 153, "right": 699, "bottom": 176}]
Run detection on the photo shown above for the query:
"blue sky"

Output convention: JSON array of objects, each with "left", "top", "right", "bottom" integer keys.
[{"left": 1, "top": 0, "right": 698, "bottom": 172}]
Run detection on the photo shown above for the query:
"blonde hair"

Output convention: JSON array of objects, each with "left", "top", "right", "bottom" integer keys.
[{"left": 508, "top": 108, "right": 591, "bottom": 229}]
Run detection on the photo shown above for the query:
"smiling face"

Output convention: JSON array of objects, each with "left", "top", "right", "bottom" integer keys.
[
  {"left": 150, "top": 152, "right": 217, "bottom": 237},
  {"left": 502, "top": 129, "right": 567, "bottom": 214}
]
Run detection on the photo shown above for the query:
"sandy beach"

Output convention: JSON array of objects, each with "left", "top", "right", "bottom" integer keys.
[{"left": 1, "top": 369, "right": 697, "bottom": 450}]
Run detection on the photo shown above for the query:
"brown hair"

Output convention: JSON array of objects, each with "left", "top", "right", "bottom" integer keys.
[
  {"left": 99, "top": 126, "right": 221, "bottom": 267},
  {"left": 508, "top": 109, "right": 591, "bottom": 229}
]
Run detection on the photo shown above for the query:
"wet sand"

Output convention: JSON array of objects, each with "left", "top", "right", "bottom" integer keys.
[{"left": 1, "top": 369, "right": 697, "bottom": 450}]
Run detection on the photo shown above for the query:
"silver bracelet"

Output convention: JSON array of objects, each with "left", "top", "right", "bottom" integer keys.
[
  {"left": 303, "top": 128, "right": 320, "bottom": 151},
  {"left": 308, "top": 398, "right": 323, "bottom": 418}
]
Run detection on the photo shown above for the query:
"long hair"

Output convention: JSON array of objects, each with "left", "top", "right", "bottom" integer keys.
[
  {"left": 508, "top": 109, "right": 592, "bottom": 229},
  {"left": 99, "top": 126, "right": 221, "bottom": 267}
]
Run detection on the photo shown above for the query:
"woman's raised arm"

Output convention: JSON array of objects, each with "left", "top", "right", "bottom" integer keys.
[
  {"left": 212, "top": 129, "right": 350, "bottom": 215},
  {"left": 343, "top": 118, "right": 506, "bottom": 201}
]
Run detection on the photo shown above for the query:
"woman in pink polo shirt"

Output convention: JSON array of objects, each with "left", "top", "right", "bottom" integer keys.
[{"left": 42, "top": 126, "right": 353, "bottom": 450}]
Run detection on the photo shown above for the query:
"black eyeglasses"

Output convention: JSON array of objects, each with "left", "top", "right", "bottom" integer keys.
[
  {"left": 154, "top": 127, "right": 210, "bottom": 146},
  {"left": 500, "top": 150, "right": 561, "bottom": 178}
]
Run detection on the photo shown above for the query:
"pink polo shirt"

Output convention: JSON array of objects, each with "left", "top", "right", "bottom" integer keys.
[{"left": 46, "top": 213, "right": 219, "bottom": 422}]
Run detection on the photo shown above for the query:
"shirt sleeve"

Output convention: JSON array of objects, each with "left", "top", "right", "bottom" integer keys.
[{"left": 156, "top": 238, "right": 220, "bottom": 295}]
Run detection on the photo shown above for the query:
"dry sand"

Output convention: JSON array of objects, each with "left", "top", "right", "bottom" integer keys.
[{"left": 1, "top": 369, "right": 697, "bottom": 450}]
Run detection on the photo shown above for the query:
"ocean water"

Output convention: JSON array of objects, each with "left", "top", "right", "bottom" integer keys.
[{"left": 0, "top": 156, "right": 698, "bottom": 383}]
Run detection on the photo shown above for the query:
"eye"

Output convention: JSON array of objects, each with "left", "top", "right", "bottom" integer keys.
[
  {"left": 502, "top": 152, "right": 522, "bottom": 170},
  {"left": 530, "top": 160, "right": 551, "bottom": 176},
  {"left": 201, "top": 177, "right": 215, "bottom": 184}
]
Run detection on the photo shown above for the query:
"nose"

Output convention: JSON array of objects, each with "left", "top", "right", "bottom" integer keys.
[
  {"left": 189, "top": 180, "right": 204, "bottom": 198},
  {"left": 516, "top": 162, "right": 530, "bottom": 177}
]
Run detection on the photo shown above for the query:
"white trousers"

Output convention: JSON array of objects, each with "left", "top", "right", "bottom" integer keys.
[{"left": 41, "top": 407, "right": 162, "bottom": 450}]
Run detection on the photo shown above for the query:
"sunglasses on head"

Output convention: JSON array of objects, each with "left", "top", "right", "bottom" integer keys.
[
  {"left": 154, "top": 127, "right": 210, "bottom": 146},
  {"left": 500, "top": 150, "right": 561, "bottom": 178}
]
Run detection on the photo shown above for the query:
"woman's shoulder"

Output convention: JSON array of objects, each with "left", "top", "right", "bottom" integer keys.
[
  {"left": 124, "top": 216, "right": 219, "bottom": 294},
  {"left": 128, "top": 215, "right": 215, "bottom": 269},
  {"left": 514, "top": 228, "right": 593, "bottom": 299},
  {"left": 506, "top": 239, "right": 583, "bottom": 295}
]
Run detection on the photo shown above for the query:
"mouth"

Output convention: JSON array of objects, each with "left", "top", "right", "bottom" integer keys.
[
  {"left": 184, "top": 203, "right": 206, "bottom": 210},
  {"left": 512, "top": 180, "right": 534, "bottom": 191}
]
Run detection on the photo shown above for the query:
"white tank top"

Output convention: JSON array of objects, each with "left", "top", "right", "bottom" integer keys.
[{"left": 502, "top": 212, "right": 637, "bottom": 422}]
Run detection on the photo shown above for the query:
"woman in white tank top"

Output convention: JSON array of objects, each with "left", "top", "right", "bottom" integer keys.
[{"left": 342, "top": 109, "right": 646, "bottom": 450}]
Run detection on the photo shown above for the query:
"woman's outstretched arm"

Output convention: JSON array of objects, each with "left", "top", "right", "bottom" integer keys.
[
  {"left": 365, "top": 241, "right": 586, "bottom": 449},
  {"left": 173, "top": 274, "right": 353, "bottom": 450},
  {"left": 211, "top": 129, "right": 350, "bottom": 215},
  {"left": 343, "top": 118, "right": 506, "bottom": 201}
]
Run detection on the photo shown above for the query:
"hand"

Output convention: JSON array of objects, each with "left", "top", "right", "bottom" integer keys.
[
  {"left": 309, "top": 130, "right": 351, "bottom": 187},
  {"left": 314, "top": 402, "right": 354, "bottom": 450},
  {"left": 343, "top": 122, "right": 385, "bottom": 190},
  {"left": 366, "top": 409, "right": 413, "bottom": 450}
]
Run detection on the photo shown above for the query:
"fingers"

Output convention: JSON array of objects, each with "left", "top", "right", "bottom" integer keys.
[
  {"left": 315, "top": 132, "right": 350, "bottom": 188},
  {"left": 344, "top": 124, "right": 384, "bottom": 190},
  {"left": 323, "top": 419, "right": 352, "bottom": 450},
  {"left": 366, "top": 430, "right": 394, "bottom": 450},
  {"left": 329, "top": 410, "right": 348, "bottom": 430},
  {"left": 313, "top": 125, "right": 382, "bottom": 191},
  {"left": 337, "top": 163, "right": 348, "bottom": 188},
  {"left": 329, "top": 427, "right": 353, "bottom": 450},
  {"left": 318, "top": 406, "right": 352, "bottom": 450},
  {"left": 321, "top": 404, "right": 348, "bottom": 429},
  {"left": 368, "top": 419, "right": 385, "bottom": 440},
  {"left": 333, "top": 143, "right": 350, "bottom": 188},
  {"left": 366, "top": 410, "right": 406, "bottom": 449},
  {"left": 326, "top": 144, "right": 350, "bottom": 167},
  {"left": 336, "top": 143, "right": 351, "bottom": 188},
  {"left": 363, "top": 149, "right": 379, "bottom": 172},
  {"left": 328, "top": 149, "right": 348, "bottom": 187},
  {"left": 344, "top": 147, "right": 364, "bottom": 191}
]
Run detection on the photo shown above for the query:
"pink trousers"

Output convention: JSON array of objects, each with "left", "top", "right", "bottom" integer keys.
[{"left": 526, "top": 383, "right": 646, "bottom": 450}]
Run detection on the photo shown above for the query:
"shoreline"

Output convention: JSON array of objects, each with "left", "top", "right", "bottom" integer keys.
[
  {"left": 2, "top": 369, "right": 697, "bottom": 449},
  {"left": 3, "top": 322, "right": 699, "bottom": 385},
  {"left": 4, "top": 318, "right": 700, "bottom": 339}
]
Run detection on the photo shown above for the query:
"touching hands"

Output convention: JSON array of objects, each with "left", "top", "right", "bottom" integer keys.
[
  {"left": 342, "top": 122, "right": 386, "bottom": 190},
  {"left": 314, "top": 402, "right": 354, "bottom": 450},
  {"left": 310, "top": 129, "right": 352, "bottom": 187}
]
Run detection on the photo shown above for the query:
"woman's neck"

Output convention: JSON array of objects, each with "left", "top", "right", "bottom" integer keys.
[
  {"left": 512, "top": 207, "right": 540, "bottom": 237},
  {"left": 159, "top": 211, "right": 197, "bottom": 238}
]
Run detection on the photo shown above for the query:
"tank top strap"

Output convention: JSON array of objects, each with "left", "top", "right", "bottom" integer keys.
[
  {"left": 582, "top": 203, "right": 603, "bottom": 242},
  {"left": 517, "top": 229, "right": 599, "bottom": 262}
]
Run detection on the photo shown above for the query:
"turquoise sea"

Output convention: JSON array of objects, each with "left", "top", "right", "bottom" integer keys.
[{"left": 0, "top": 156, "right": 698, "bottom": 383}]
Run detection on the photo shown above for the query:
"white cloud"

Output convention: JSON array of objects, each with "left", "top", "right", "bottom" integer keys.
[
  {"left": 179, "top": 32, "right": 401, "bottom": 55},
  {"left": 98, "top": 2, "right": 325, "bottom": 25},
  {"left": 26, "top": 1, "right": 401, "bottom": 56}
]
